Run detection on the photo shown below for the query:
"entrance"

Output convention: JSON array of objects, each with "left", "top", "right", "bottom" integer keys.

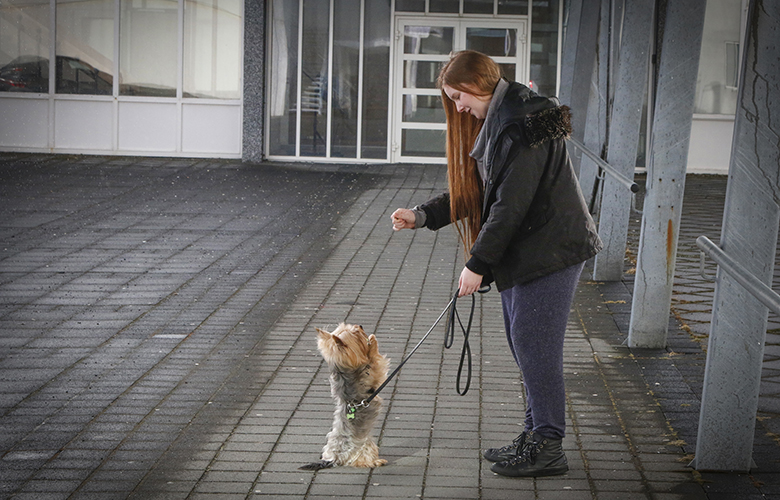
[{"left": 392, "top": 17, "right": 528, "bottom": 163}]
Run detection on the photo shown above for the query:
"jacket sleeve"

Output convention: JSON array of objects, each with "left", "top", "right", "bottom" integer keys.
[
  {"left": 418, "top": 192, "right": 452, "bottom": 230},
  {"left": 468, "top": 136, "right": 552, "bottom": 268}
]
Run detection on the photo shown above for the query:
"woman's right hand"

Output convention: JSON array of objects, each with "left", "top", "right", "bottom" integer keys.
[{"left": 391, "top": 208, "right": 416, "bottom": 231}]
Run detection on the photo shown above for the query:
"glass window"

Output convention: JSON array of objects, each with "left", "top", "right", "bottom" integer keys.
[
  {"left": 464, "top": 0, "right": 494, "bottom": 14},
  {"left": 429, "top": 0, "right": 458, "bottom": 14},
  {"left": 0, "top": 0, "right": 50, "bottom": 93},
  {"left": 403, "top": 95, "right": 445, "bottom": 123},
  {"left": 466, "top": 28, "right": 517, "bottom": 57},
  {"left": 331, "top": 0, "right": 360, "bottom": 158},
  {"left": 694, "top": 0, "right": 741, "bottom": 115},
  {"left": 499, "top": 63, "right": 515, "bottom": 82},
  {"left": 530, "top": 0, "right": 558, "bottom": 97},
  {"left": 184, "top": 0, "right": 242, "bottom": 99},
  {"left": 403, "top": 60, "right": 443, "bottom": 89},
  {"left": 404, "top": 26, "right": 454, "bottom": 55},
  {"left": 268, "top": 0, "right": 299, "bottom": 156},
  {"left": 361, "top": 0, "right": 390, "bottom": 159},
  {"left": 300, "top": 0, "right": 328, "bottom": 156},
  {"left": 402, "top": 129, "right": 445, "bottom": 157},
  {"left": 395, "top": 0, "right": 424, "bottom": 12},
  {"left": 119, "top": 0, "right": 178, "bottom": 97},
  {"left": 56, "top": 0, "right": 114, "bottom": 95},
  {"left": 497, "top": 0, "right": 527, "bottom": 15}
]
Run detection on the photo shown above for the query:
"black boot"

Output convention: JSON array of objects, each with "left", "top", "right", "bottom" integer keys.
[
  {"left": 490, "top": 431, "right": 568, "bottom": 477},
  {"left": 483, "top": 431, "right": 528, "bottom": 463}
]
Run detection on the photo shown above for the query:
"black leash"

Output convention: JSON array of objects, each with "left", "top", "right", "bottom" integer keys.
[
  {"left": 445, "top": 291, "right": 475, "bottom": 396},
  {"left": 348, "top": 287, "right": 484, "bottom": 415}
]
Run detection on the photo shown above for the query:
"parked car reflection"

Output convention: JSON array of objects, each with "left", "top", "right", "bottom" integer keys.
[
  {"left": 0, "top": 55, "right": 113, "bottom": 94},
  {"left": 0, "top": 55, "right": 49, "bottom": 92},
  {"left": 1, "top": 55, "right": 178, "bottom": 97}
]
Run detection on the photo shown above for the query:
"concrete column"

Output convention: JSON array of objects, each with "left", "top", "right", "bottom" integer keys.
[
  {"left": 242, "top": 0, "right": 266, "bottom": 162},
  {"left": 563, "top": 1, "right": 600, "bottom": 177},
  {"left": 558, "top": 0, "right": 582, "bottom": 106},
  {"left": 628, "top": 0, "right": 707, "bottom": 348},
  {"left": 693, "top": 0, "right": 780, "bottom": 472},
  {"left": 593, "top": 1, "right": 655, "bottom": 281},
  {"left": 578, "top": 0, "right": 610, "bottom": 210}
]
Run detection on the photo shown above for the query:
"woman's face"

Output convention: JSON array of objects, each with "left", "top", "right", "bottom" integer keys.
[{"left": 442, "top": 84, "right": 492, "bottom": 120}]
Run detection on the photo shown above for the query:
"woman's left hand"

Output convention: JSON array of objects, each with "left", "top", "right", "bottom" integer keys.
[{"left": 458, "top": 267, "right": 483, "bottom": 296}]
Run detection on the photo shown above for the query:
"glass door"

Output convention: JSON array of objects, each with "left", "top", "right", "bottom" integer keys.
[{"left": 392, "top": 18, "right": 527, "bottom": 163}]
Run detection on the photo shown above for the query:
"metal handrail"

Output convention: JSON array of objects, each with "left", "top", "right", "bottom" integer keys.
[
  {"left": 696, "top": 235, "right": 780, "bottom": 317},
  {"left": 567, "top": 137, "right": 640, "bottom": 193}
]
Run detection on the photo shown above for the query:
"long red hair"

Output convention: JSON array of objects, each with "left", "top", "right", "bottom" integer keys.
[{"left": 437, "top": 51, "right": 501, "bottom": 257}]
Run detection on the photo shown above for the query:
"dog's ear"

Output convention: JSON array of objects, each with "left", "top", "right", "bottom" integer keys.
[
  {"left": 367, "top": 334, "right": 379, "bottom": 358},
  {"left": 316, "top": 327, "right": 330, "bottom": 339},
  {"left": 316, "top": 327, "right": 346, "bottom": 348}
]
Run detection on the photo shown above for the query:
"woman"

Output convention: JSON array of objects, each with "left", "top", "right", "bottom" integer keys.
[{"left": 391, "top": 50, "right": 602, "bottom": 477}]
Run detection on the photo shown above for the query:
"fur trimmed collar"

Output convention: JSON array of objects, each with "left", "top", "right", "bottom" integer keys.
[{"left": 487, "top": 80, "right": 572, "bottom": 149}]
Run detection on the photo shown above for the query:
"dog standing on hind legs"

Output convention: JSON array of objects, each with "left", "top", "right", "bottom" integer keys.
[{"left": 300, "top": 323, "right": 390, "bottom": 470}]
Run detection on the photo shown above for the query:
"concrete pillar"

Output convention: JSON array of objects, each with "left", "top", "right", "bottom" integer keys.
[
  {"left": 563, "top": 1, "right": 601, "bottom": 177},
  {"left": 593, "top": 1, "right": 655, "bottom": 281},
  {"left": 628, "top": 0, "right": 707, "bottom": 348},
  {"left": 242, "top": 0, "right": 266, "bottom": 162},
  {"left": 693, "top": 0, "right": 780, "bottom": 472},
  {"left": 578, "top": 0, "right": 611, "bottom": 210},
  {"left": 558, "top": 0, "right": 582, "bottom": 106}
]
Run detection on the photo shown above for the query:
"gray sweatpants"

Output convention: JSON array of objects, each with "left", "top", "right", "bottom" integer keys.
[{"left": 500, "top": 262, "right": 584, "bottom": 440}]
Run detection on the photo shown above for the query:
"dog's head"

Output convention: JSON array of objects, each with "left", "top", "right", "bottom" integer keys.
[{"left": 316, "top": 323, "right": 380, "bottom": 371}]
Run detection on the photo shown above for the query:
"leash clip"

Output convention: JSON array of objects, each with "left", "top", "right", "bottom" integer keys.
[{"left": 346, "top": 400, "right": 369, "bottom": 419}]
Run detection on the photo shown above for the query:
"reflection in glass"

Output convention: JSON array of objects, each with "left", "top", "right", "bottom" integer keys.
[
  {"left": 120, "top": 0, "right": 177, "bottom": 97},
  {"left": 184, "top": 0, "right": 241, "bottom": 99},
  {"left": 403, "top": 95, "right": 444, "bottom": 123},
  {"left": 300, "top": 0, "right": 328, "bottom": 156},
  {"left": 361, "top": 0, "right": 390, "bottom": 159},
  {"left": 402, "top": 129, "right": 445, "bottom": 157},
  {"left": 0, "top": 0, "right": 50, "bottom": 93},
  {"left": 395, "top": 0, "right": 424, "bottom": 11},
  {"left": 498, "top": 0, "right": 527, "bottom": 15},
  {"left": 56, "top": 0, "right": 113, "bottom": 95},
  {"left": 694, "top": 0, "right": 741, "bottom": 115},
  {"left": 331, "top": 0, "right": 360, "bottom": 158},
  {"left": 404, "top": 26, "right": 453, "bottom": 55},
  {"left": 429, "top": 0, "right": 458, "bottom": 13},
  {"left": 467, "top": 28, "right": 516, "bottom": 57},
  {"left": 268, "top": 0, "right": 298, "bottom": 156},
  {"left": 464, "top": 0, "right": 493, "bottom": 14},
  {"left": 530, "top": 0, "right": 558, "bottom": 98},
  {"left": 403, "top": 61, "right": 443, "bottom": 89}
]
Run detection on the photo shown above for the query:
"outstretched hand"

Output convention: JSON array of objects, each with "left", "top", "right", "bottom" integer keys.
[{"left": 391, "top": 208, "right": 416, "bottom": 231}]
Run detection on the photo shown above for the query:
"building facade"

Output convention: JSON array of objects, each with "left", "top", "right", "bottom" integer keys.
[{"left": 0, "top": 0, "right": 745, "bottom": 173}]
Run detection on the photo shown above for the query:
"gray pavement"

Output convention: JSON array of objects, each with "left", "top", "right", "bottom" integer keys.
[{"left": 1, "top": 154, "right": 779, "bottom": 499}]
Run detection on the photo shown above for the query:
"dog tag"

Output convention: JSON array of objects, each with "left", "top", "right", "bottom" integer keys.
[{"left": 347, "top": 406, "right": 356, "bottom": 420}]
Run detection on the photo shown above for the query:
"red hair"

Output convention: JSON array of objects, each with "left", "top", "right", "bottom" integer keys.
[{"left": 437, "top": 51, "right": 501, "bottom": 257}]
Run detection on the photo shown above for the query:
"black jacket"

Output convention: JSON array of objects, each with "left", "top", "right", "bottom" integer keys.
[{"left": 418, "top": 82, "right": 602, "bottom": 292}]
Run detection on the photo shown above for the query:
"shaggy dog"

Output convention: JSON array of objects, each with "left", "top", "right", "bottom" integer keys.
[{"left": 300, "top": 323, "right": 390, "bottom": 470}]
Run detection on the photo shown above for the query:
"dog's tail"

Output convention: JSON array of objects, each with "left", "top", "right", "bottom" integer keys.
[{"left": 299, "top": 459, "right": 336, "bottom": 471}]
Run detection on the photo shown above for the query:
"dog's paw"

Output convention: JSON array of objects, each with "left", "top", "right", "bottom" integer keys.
[
  {"left": 352, "top": 457, "right": 387, "bottom": 468},
  {"left": 299, "top": 460, "right": 335, "bottom": 471}
]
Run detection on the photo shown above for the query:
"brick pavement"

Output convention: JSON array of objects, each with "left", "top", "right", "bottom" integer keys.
[{"left": 1, "top": 154, "right": 779, "bottom": 499}]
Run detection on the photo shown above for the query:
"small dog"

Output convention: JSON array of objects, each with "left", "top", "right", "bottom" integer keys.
[{"left": 300, "top": 323, "right": 389, "bottom": 470}]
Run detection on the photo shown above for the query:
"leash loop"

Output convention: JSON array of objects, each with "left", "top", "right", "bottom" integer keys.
[{"left": 445, "top": 290, "right": 475, "bottom": 396}]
